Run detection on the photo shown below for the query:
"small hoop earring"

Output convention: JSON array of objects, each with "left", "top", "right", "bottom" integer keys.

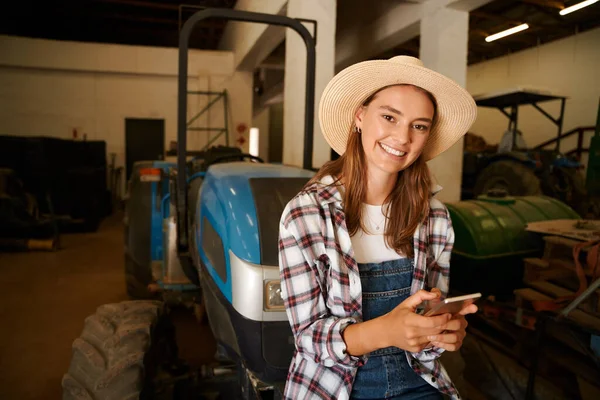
[{"left": 354, "top": 126, "right": 362, "bottom": 134}]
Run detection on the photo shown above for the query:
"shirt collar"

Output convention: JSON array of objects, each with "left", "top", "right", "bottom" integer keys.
[
  {"left": 314, "top": 175, "right": 344, "bottom": 205},
  {"left": 313, "top": 175, "right": 443, "bottom": 205}
]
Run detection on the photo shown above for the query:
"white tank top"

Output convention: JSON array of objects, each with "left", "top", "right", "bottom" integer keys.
[{"left": 350, "top": 203, "right": 403, "bottom": 264}]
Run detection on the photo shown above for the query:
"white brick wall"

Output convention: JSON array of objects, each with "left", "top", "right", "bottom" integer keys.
[
  {"left": 467, "top": 27, "right": 600, "bottom": 169},
  {"left": 0, "top": 35, "right": 252, "bottom": 170}
]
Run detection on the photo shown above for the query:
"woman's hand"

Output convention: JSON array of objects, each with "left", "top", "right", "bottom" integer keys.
[
  {"left": 426, "top": 302, "right": 478, "bottom": 351},
  {"left": 381, "top": 290, "right": 452, "bottom": 353}
]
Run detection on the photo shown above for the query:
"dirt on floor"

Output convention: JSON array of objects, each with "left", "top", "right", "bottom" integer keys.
[{"left": 0, "top": 213, "right": 215, "bottom": 400}]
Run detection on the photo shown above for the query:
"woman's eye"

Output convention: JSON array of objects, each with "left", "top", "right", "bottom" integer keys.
[
  {"left": 383, "top": 115, "right": 394, "bottom": 122},
  {"left": 413, "top": 124, "right": 430, "bottom": 131}
]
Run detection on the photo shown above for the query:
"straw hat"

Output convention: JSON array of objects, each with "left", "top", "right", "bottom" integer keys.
[{"left": 318, "top": 56, "right": 477, "bottom": 161}]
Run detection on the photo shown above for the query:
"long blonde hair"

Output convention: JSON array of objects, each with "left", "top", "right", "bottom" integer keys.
[{"left": 309, "top": 85, "right": 437, "bottom": 257}]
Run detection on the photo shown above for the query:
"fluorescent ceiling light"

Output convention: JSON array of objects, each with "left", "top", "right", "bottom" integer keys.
[
  {"left": 485, "top": 24, "right": 529, "bottom": 43},
  {"left": 559, "top": 0, "right": 599, "bottom": 15}
]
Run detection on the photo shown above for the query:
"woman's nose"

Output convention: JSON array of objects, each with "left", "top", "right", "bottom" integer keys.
[{"left": 392, "top": 124, "right": 411, "bottom": 145}]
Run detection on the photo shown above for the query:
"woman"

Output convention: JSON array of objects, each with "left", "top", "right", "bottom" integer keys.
[{"left": 278, "top": 56, "right": 478, "bottom": 400}]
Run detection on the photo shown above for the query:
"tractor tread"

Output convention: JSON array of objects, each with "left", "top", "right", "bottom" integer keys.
[
  {"left": 62, "top": 374, "right": 94, "bottom": 400},
  {"left": 474, "top": 160, "right": 542, "bottom": 197},
  {"left": 62, "top": 301, "right": 166, "bottom": 400}
]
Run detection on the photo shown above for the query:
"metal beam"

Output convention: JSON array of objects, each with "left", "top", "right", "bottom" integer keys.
[
  {"left": 520, "top": 0, "right": 564, "bottom": 10},
  {"left": 52, "top": 6, "right": 226, "bottom": 29},
  {"left": 471, "top": 10, "right": 525, "bottom": 26},
  {"left": 95, "top": 13, "right": 186, "bottom": 27},
  {"left": 525, "top": 2, "right": 565, "bottom": 23},
  {"left": 470, "top": 10, "right": 570, "bottom": 32},
  {"left": 531, "top": 103, "right": 560, "bottom": 126},
  {"left": 92, "top": 0, "right": 180, "bottom": 11},
  {"left": 498, "top": 107, "right": 512, "bottom": 119}
]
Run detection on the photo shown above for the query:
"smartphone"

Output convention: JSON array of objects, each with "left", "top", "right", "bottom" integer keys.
[{"left": 423, "top": 293, "right": 481, "bottom": 317}]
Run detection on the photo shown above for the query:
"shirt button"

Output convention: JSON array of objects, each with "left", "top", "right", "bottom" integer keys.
[{"left": 431, "top": 376, "right": 436, "bottom": 383}]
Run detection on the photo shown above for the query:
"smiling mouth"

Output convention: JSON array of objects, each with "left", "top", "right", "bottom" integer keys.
[{"left": 379, "top": 142, "right": 407, "bottom": 157}]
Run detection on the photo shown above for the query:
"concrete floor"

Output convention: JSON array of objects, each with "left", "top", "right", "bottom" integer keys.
[
  {"left": 3, "top": 212, "right": 596, "bottom": 400},
  {"left": 0, "top": 212, "right": 505, "bottom": 400},
  {"left": 0, "top": 213, "right": 215, "bottom": 400}
]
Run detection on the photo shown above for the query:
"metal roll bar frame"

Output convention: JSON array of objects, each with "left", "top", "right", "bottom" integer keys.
[{"left": 176, "top": 8, "right": 317, "bottom": 251}]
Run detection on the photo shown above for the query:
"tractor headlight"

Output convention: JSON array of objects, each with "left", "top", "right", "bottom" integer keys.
[{"left": 264, "top": 280, "right": 285, "bottom": 311}]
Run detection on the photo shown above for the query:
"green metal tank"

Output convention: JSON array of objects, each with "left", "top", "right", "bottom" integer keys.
[{"left": 446, "top": 193, "right": 580, "bottom": 296}]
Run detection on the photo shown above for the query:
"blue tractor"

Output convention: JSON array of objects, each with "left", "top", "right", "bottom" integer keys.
[
  {"left": 62, "top": 8, "right": 317, "bottom": 400},
  {"left": 124, "top": 160, "right": 177, "bottom": 300},
  {"left": 461, "top": 88, "right": 594, "bottom": 218}
]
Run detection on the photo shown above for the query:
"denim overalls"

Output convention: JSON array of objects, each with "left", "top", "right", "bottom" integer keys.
[{"left": 351, "top": 258, "right": 443, "bottom": 400}]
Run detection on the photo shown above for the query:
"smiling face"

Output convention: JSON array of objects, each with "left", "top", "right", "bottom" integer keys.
[{"left": 355, "top": 85, "right": 435, "bottom": 177}]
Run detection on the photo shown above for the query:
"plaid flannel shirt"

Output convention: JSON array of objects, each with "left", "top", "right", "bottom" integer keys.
[{"left": 278, "top": 175, "right": 460, "bottom": 400}]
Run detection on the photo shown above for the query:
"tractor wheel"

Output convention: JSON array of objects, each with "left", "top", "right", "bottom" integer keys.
[
  {"left": 474, "top": 160, "right": 542, "bottom": 197},
  {"left": 62, "top": 301, "right": 176, "bottom": 400},
  {"left": 550, "top": 166, "right": 588, "bottom": 216},
  {"left": 125, "top": 253, "right": 158, "bottom": 300}
]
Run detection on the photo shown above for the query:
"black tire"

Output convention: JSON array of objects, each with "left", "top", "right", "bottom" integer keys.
[
  {"left": 62, "top": 301, "right": 175, "bottom": 400},
  {"left": 125, "top": 253, "right": 158, "bottom": 300},
  {"left": 474, "top": 160, "right": 542, "bottom": 197},
  {"left": 550, "top": 166, "right": 588, "bottom": 216}
]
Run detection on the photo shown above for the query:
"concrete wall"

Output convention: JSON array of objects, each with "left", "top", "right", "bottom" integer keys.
[
  {"left": 0, "top": 35, "right": 251, "bottom": 168},
  {"left": 467, "top": 27, "right": 600, "bottom": 168},
  {"left": 268, "top": 103, "right": 285, "bottom": 163},
  {"left": 218, "top": 0, "right": 287, "bottom": 70},
  {"left": 252, "top": 106, "right": 271, "bottom": 161},
  {"left": 199, "top": 70, "right": 254, "bottom": 156}
]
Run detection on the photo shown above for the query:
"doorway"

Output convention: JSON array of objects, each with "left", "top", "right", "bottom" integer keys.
[{"left": 125, "top": 118, "right": 165, "bottom": 181}]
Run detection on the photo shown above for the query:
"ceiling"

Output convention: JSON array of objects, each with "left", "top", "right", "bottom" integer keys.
[
  {"left": 1, "top": 0, "right": 598, "bottom": 63},
  {"left": 0, "top": 0, "right": 237, "bottom": 50},
  {"left": 378, "top": 0, "right": 600, "bottom": 65}
]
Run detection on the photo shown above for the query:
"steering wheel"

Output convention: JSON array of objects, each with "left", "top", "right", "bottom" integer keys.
[{"left": 210, "top": 153, "right": 265, "bottom": 165}]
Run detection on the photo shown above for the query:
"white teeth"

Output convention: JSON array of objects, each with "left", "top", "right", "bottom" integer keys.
[{"left": 380, "top": 143, "right": 406, "bottom": 157}]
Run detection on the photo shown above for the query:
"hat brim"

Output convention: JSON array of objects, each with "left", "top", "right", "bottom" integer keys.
[{"left": 318, "top": 60, "right": 477, "bottom": 161}]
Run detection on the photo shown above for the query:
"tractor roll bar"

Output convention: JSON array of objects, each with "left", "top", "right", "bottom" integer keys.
[{"left": 177, "top": 8, "right": 317, "bottom": 250}]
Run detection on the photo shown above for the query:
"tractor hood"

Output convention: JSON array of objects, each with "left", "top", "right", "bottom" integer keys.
[{"left": 199, "top": 162, "right": 314, "bottom": 267}]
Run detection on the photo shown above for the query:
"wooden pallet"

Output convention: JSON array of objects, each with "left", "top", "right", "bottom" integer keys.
[
  {"left": 542, "top": 236, "right": 582, "bottom": 260},
  {"left": 521, "top": 234, "right": 600, "bottom": 316},
  {"left": 467, "top": 233, "right": 600, "bottom": 398}
]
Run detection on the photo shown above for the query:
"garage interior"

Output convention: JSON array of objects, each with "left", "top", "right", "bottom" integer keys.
[{"left": 1, "top": 0, "right": 600, "bottom": 399}]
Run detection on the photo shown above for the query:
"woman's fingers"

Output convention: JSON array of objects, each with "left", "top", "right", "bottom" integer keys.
[
  {"left": 440, "top": 316, "right": 467, "bottom": 332},
  {"left": 458, "top": 303, "right": 478, "bottom": 316},
  {"left": 401, "top": 289, "right": 440, "bottom": 310},
  {"left": 418, "top": 326, "right": 451, "bottom": 337},
  {"left": 408, "top": 312, "right": 451, "bottom": 329},
  {"left": 427, "top": 332, "right": 464, "bottom": 344},
  {"left": 431, "top": 340, "right": 460, "bottom": 352},
  {"left": 407, "top": 334, "right": 435, "bottom": 347}
]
